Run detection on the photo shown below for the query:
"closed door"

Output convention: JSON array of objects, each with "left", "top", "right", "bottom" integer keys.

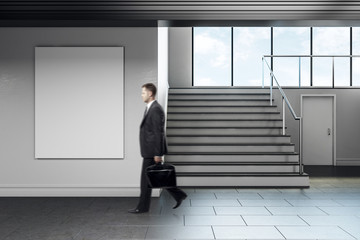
[{"left": 302, "top": 96, "right": 335, "bottom": 165}]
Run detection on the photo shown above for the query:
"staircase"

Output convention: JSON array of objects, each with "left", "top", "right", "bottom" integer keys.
[{"left": 165, "top": 88, "right": 309, "bottom": 187}]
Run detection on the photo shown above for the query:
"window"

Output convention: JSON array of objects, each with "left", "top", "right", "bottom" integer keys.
[
  {"left": 233, "top": 27, "right": 270, "bottom": 86},
  {"left": 273, "top": 27, "right": 311, "bottom": 86},
  {"left": 192, "top": 26, "right": 355, "bottom": 88},
  {"left": 353, "top": 27, "right": 360, "bottom": 86},
  {"left": 313, "top": 27, "right": 350, "bottom": 87},
  {"left": 193, "top": 27, "right": 231, "bottom": 86}
]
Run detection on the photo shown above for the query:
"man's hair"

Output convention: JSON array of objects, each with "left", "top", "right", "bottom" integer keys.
[{"left": 142, "top": 83, "right": 157, "bottom": 97}]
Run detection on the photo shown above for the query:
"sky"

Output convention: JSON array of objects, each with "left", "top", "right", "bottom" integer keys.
[{"left": 194, "top": 27, "right": 359, "bottom": 87}]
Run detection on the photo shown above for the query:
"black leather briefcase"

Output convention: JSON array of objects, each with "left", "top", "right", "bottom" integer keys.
[{"left": 145, "top": 162, "right": 177, "bottom": 188}]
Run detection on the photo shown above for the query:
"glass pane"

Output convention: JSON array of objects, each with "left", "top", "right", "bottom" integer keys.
[
  {"left": 233, "top": 27, "right": 271, "bottom": 86},
  {"left": 352, "top": 27, "right": 360, "bottom": 86},
  {"left": 273, "top": 27, "right": 310, "bottom": 87},
  {"left": 193, "top": 27, "right": 231, "bottom": 86},
  {"left": 313, "top": 27, "right": 350, "bottom": 87}
]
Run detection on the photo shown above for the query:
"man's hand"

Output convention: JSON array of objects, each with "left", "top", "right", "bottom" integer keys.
[{"left": 154, "top": 156, "right": 163, "bottom": 163}]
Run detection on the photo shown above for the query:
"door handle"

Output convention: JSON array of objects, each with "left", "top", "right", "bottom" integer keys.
[{"left": 328, "top": 128, "right": 331, "bottom": 136}]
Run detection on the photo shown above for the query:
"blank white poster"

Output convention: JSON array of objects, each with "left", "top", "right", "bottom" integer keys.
[{"left": 35, "top": 47, "right": 124, "bottom": 158}]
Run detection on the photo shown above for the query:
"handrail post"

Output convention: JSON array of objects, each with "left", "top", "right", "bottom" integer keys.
[
  {"left": 262, "top": 57, "right": 264, "bottom": 88},
  {"left": 282, "top": 97, "right": 285, "bottom": 135},
  {"left": 298, "top": 56, "right": 301, "bottom": 88},
  {"left": 332, "top": 56, "right": 335, "bottom": 88},
  {"left": 270, "top": 72, "right": 273, "bottom": 106},
  {"left": 299, "top": 117, "right": 303, "bottom": 175}
]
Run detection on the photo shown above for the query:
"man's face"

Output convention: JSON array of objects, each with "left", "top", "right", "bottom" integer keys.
[{"left": 141, "top": 87, "right": 152, "bottom": 103}]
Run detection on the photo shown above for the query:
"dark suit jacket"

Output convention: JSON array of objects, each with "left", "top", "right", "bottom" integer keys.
[{"left": 140, "top": 100, "right": 168, "bottom": 158}]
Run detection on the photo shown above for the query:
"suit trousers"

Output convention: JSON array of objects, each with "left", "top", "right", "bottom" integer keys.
[{"left": 137, "top": 158, "right": 187, "bottom": 211}]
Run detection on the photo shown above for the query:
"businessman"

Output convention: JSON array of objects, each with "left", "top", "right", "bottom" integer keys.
[{"left": 128, "top": 83, "right": 187, "bottom": 214}]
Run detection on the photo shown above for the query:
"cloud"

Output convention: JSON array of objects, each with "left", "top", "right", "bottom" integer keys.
[
  {"left": 313, "top": 28, "right": 350, "bottom": 55},
  {"left": 194, "top": 29, "right": 230, "bottom": 69},
  {"left": 195, "top": 77, "right": 219, "bottom": 86}
]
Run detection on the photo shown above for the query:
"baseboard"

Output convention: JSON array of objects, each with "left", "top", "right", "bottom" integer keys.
[
  {"left": 337, "top": 158, "right": 360, "bottom": 166},
  {"left": 304, "top": 165, "right": 360, "bottom": 177},
  {"left": 0, "top": 186, "right": 161, "bottom": 197}
]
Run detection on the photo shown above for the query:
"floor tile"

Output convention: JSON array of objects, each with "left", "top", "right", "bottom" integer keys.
[
  {"left": 243, "top": 216, "right": 307, "bottom": 226},
  {"left": 186, "top": 192, "right": 217, "bottom": 199},
  {"left": 215, "top": 193, "right": 263, "bottom": 200},
  {"left": 214, "top": 206, "right": 271, "bottom": 215},
  {"left": 300, "top": 215, "right": 360, "bottom": 226},
  {"left": 287, "top": 199, "right": 342, "bottom": 207},
  {"left": 195, "top": 188, "right": 238, "bottom": 193},
  {"left": 237, "top": 188, "right": 281, "bottom": 193},
  {"left": 266, "top": 206, "right": 327, "bottom": 215},
  {"left": 191, "top": 199, "right": 241, "bottom": 207},
  {"left": 339, "top": 223, "right": 360, "bottom": 239},
  {"left": 161, "top": 206, "right": 215, "bottom": 215},
  {"left": 258, "top": 193, "right": 310, "bottom": 200},
  {"left": 213, "top": 226, "right": 285, "bottom": 239},
  {"left": 277, "top": 226, "right": 355, "bottom": 239},
  {"left": 334, "top": 199, "right": 360, "bottom": 206},
  {"left": 319, "top": 207, "right": 360, "bottom": 215},
  {"left": 278, "top": 188, "right": 323, "bottom": 193},
  {"left": 305, "top": 193, "right": 360, "bottom": 200},
  {"left": 146, "top": 226, "right": 214, "bottom": 239},
  {"left": 185, "top": 215, "right": 246, "bottom": 226},
  {"left": 123, "top": 215, "right": 184, "bottom": 226},
  {"left": 240, "top": 199, "right": 292, "bottom": 207}
]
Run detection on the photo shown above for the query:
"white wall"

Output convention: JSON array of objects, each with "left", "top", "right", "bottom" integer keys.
[{"left": 0, "top": 27, "right": 160, "bottom": 196}]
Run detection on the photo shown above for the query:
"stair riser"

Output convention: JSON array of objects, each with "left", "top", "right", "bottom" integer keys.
[
  {"left": 167, "top": 113, "right": 281, "bottom": 120},
  {"left": 166, "top": 128, "right": 283, "bottom": 135},
  {"left": 168, "top": 100, "right": 271, "bottom": 106},
  {"left": 176, "top": 176, "right": 309, "bottom": 187},
  {"left": 167, "top": 136, "right": 291, "bottom": 144},
  {"left": 167, "top": 121, "right": 283, "bottom": 127},
  {"left": 169, "top": 89, "right": 270, "bottom": 94},
  {"left": 168, "top": 106, "right": 278, "bottom": 113},
  {"left": 168, "top": 145, "right": 295, "bottom": 153},
  {"left": 166, "top": 154, "right": 299, "bottom": 163},
  {"left": 168, "top": 95, "right": 271, "bottom": 100},
  {"left": 175, "top": 165, "right": 300, "bottom": 173}
]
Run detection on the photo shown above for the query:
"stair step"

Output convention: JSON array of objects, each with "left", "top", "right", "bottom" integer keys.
[
  {"left": 168, "top": 143, "right": 295, "bottom": 153},
  {"left": 167, "top": 119, "right": 283, "bottom": 127},
  {"left": 168, "top": 99, "right": 273, "bottom": 106},
  {"left": 166, "top": 153, "right": 299, "bottom": 163},
  {"left": 167, "top": 135, "right": 291, "bottom": 144},
  {"left": 168, "top": 93, "right": 270, "bottom": 100},
  {"left": 173, "top": 164, "right": 300, "bottom": 173},
  {"left": 167, "top": 112, "right": 281, "bottom": 120},
  {"left": 169, "top": 88, "right": 271, "bottom": 94},
  {"left": 176, "top": 174, "right": 309, "bottom": 187},
  {"left": 167, "top": 127, "right": 285, "bottom": 135},
  {"left": 168, "top": 105, "right": 278, "bottom": 113}
]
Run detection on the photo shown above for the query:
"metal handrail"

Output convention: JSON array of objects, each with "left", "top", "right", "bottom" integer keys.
[
  {"left": 264, "top": 55, "right": 360, "bottom": 57},
  {"left": 262, "top": 56, "right": 303, "bottom": 175}
]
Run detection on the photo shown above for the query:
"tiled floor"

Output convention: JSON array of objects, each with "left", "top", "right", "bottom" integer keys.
[{"left": 1, "top": 177, "right": 360, "bottom": 239}]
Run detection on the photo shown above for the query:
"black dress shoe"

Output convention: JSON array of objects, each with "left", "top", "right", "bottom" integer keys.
[
  {"left": 173, "top": 194, "right": 188, "bottom": 209},
  {"left": 128, "top": 208, "right": 147, "bottom": 214}
]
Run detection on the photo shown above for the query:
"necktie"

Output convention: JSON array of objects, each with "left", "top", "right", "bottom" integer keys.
[{"left": 144, "top": 106, "right": 148, "bottom": 117}]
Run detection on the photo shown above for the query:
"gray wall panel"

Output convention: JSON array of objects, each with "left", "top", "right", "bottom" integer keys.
[{"left": 169, "top": 27, "right": 192, "bottom": 88}]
